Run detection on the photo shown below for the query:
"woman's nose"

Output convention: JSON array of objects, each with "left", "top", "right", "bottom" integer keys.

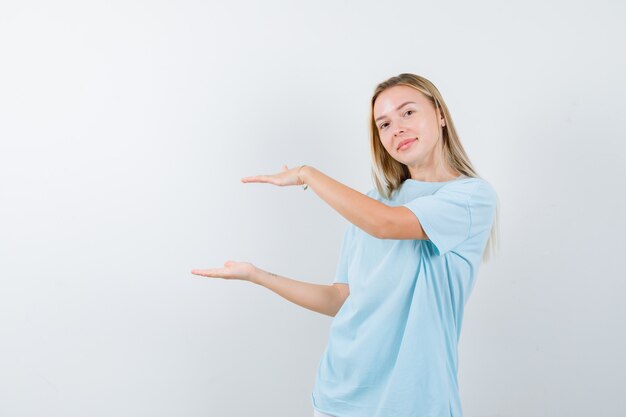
[{"left": 393, "top": 124, "right": 406, "bottom": 136}]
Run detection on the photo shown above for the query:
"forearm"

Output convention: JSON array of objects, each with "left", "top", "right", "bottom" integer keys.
[
  {"left": 299, "top": 166, "right": 388, "bottom": 237},
  {"left": 251, "top": 268, "right": 343, "bottom": 317}
]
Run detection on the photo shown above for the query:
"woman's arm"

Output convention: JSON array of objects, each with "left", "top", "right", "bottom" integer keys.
[
  {"left": 241, "top": 164, "right": 427, "bottom": 239},
  {"left": 298, "top": 166, "right": 427, "bottom": 240},
  {"left": 253, "top": 268, "right": 349, "bottom": 317},
  {"left": 192, "top": 261, "right": 349, "bottom": 317}
]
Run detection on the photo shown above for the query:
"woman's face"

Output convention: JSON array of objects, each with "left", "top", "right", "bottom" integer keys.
[{"left": 373, "top": 85, "right": 446, "bottom": 169}]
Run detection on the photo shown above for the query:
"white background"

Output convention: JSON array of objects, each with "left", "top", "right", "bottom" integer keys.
[{"left": 1, "top": 1, "right": 625, "bottom": 416}]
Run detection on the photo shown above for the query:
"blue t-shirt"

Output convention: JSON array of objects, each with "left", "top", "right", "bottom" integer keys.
[{"left": 311, "top": 175, "right": 497, "bottom": 417}]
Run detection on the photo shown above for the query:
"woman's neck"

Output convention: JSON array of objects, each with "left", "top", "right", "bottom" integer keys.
[{"left": 408, "top": 165, "right": 461, "bottom": 182}]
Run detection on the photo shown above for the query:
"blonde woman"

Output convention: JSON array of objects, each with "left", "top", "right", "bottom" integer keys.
[{"left": 192, "top": 73, "right": 499, "bottom": 417}]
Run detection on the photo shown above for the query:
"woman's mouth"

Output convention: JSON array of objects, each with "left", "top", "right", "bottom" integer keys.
[{"left": 397, "top": 138, "right": 417, "bottom": 151}]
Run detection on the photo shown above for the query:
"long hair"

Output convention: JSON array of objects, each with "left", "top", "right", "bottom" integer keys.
[{"left": 369, "top": 73, "right": 500, "bottom": 262}]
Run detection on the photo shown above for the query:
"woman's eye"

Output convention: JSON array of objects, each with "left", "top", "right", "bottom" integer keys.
[
  {"left": 404, "top": 110, "right": 414, "bottom": 116},
  {"left": 379, "top": 122, "right": 389, "bottom": 130}
]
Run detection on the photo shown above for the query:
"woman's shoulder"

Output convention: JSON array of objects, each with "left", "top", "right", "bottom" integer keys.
[
  {"left": 447, "top": 176, "right": 498, "bottom": 207},
  {"left": 443, "top": 175, "right": 496, "bottom": 193}
]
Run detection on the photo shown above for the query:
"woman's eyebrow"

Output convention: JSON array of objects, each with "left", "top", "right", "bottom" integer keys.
[{"left": 375, "top": 101, "right": 416, "bottom": 123}]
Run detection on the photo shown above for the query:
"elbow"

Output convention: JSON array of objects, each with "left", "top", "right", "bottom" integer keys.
[
  {"left": 329, "top": 302, "right": 343, "bottom": 317},
  {"left": 329, "top": 284, "right": 349, "bottom": 317},
  {"left": 324, "top": 304, "right": 339, "bottom": 318},
  {"left": 371, "top": 206, "right": 399, "bottom": 239}
]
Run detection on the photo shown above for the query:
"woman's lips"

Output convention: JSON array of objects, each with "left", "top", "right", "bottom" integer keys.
[{"left": 397, "top": 138, "right": 417, "bottom": 151}]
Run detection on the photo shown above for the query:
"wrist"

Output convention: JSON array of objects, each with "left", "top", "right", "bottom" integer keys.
[
  {"left": 250, "top": 268, "right": 272, "bottom": 286},
  {"left": 249, "top": 268, "right": 263, "bottom": 285},
  {"left": 298, "top": 165, "right": 312, "bottom": 187}
]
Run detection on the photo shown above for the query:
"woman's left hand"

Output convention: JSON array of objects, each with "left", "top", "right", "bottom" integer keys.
[{"left": 241, "top": 164, "right": 306, "bottom": 187}]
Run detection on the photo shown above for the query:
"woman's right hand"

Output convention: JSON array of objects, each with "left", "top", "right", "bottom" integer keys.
[{"left": 191, "top": 260, "right": 259, "bottom": 282}]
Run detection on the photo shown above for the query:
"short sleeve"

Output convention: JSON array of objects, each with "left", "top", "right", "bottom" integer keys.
[
  {"left": 332, "top": 223, "right": 354, "bottom": 284},
  {"left": 402, "top": 179, "right": 497, "bottom": 256}
]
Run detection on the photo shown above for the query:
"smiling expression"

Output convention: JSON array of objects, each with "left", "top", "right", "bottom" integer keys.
[{"left": 373, "top": 85, "right": 446, "bottom": 168}]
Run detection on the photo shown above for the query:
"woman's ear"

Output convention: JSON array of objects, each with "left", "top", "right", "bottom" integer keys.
[{"left": 433, "top": 104, "right": 445, "bottom": 127}]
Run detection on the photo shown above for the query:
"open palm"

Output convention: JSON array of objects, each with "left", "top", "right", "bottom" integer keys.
[
  {"left": 191, "top": 261, "right": 258, "bottom": 281},
  {"left": 240, "top": 164, "right": 303, "bottom": 187}
]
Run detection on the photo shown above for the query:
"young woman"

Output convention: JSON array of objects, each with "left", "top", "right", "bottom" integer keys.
[{"left": 192, "top": 73, "right": 499, "bottom": 417}]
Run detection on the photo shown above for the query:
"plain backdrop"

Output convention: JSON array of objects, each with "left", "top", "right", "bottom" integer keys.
[{"left": 1, "top": 1, "right": 625, "bottom": 416}]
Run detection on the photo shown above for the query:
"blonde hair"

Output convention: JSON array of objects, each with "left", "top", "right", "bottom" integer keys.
[{"left": 369, "top": 73, "right": 500, "bottom": 262}]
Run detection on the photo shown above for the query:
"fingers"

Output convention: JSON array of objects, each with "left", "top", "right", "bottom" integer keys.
[
  {"left": 241, "top": 165, "right": 293, "bottom": 184},
  {"left": 191, "top": 261, "right": 236, "bottom": 277},
  {"left": 191, "top": 268, "right": 230, "bottom": 278},
  {"left": 241, "top": 175, "right": 271, "bottom": 183}
]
